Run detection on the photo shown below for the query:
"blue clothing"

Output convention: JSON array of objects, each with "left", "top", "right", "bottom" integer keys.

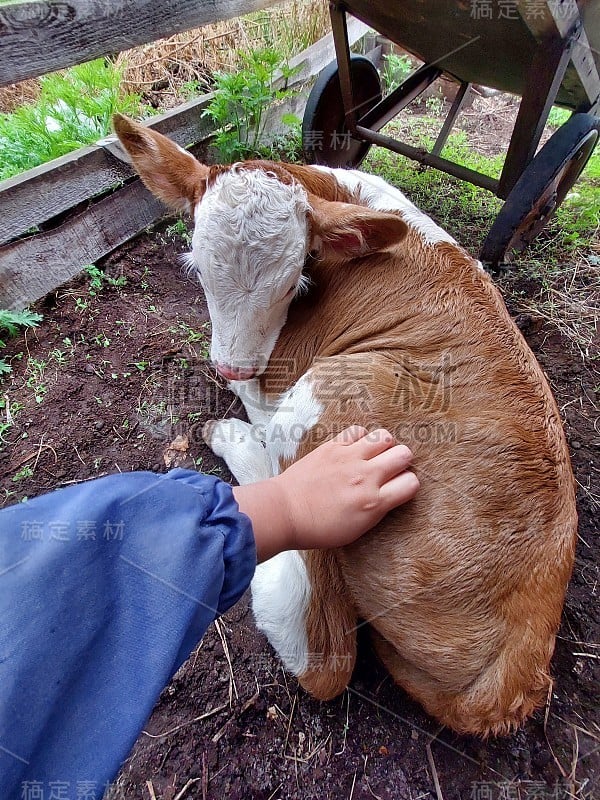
[{"left": 0, "top": 469, "right": 256, "bottom": 799}]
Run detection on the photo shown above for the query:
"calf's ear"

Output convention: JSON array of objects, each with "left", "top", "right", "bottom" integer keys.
[
  {"left": 113, "top": 113, "right": 209, "bottom": 214},
  {"left": 308, "top": 195, "right": 408, "bottom": 260}
]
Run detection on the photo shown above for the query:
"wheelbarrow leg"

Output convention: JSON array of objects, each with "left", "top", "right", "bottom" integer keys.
[
  {"left": 330, "top": 2, "right": 358, "bottom": 132},
  {"left": 329, "top": 2, "right": 442, "bottom": 135},
  {"left": 498, "top": 34, "right": 574, "bottom": 199},
  {"left": 432, "top": 82, "right": 472, "bottom": 157}
]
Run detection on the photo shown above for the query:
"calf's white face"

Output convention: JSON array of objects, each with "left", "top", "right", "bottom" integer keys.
[{"left": 188, "top": 168, "right": 310, "bottom": 380}]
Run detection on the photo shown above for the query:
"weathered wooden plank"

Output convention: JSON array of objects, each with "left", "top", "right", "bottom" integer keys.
[
  {"left": 0, "top": 0, "right": 281, "bottom": 86},
  {"left": 0, "top": 180, "right": 167, "bottom": 311},
  {"left": 0, "top": 93, "right": 215, "bottom": 246},
  {"left": 0, "top": 145, "right": 134, "bottom": 247}
]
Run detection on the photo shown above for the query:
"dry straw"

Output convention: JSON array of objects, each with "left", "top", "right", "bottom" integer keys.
[{"left": 117, "top": 0, "right": 329, "bottom": 109}]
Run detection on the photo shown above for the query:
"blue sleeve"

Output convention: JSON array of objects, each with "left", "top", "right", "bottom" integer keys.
[{"left": 0, "top": 469, "right": 256, "bottom": 799}]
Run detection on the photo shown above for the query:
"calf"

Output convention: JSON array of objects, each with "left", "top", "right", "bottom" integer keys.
[{"left": 114, "top": 114, "right": 577, "bottom": 736}]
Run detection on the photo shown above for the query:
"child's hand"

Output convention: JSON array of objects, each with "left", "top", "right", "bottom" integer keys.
[
  {"left": 233, "top": 427, "right": 419, "bottom": 562},
  {"left": 275, "top": 426, "right": 419, "bottom": 551}
]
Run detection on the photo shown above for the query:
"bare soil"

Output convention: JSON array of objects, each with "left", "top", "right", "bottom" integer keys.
[{"left": 1, "top": 208, "right": 598, "bottom": 799}]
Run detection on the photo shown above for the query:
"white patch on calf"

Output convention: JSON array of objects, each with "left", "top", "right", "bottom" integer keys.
[
  {"left": 252, "top": 550, "right": 310, "bottom": 675},
  {"left": 188, "top": 168, "right": 310, "bottom": 375},
  {"left": 314, "top": 165, "right": 456, "bottom": 246},
  {"left": 266, "top": 372, "right": 324, "bottom": 471}
]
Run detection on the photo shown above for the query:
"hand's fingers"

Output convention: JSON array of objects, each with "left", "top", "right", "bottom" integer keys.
[
  {"left": 332, "top": 425, "right": 368, "bottom": 445},
  {"left": 378, "top": 470, "right": 420, "bottom": 511},
  {"left": 352, "top": 427, "right": 398, "bottom": 458},
  {"left": 364, "top": 441, "right": 414, "bottom": 478},
  {"left": 355, "top": 428, "right": 412, "bottom": 466}
]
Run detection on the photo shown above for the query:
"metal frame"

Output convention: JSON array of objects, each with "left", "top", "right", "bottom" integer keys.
[{"left": 328, "top": 1, "right": 592, "bottom": 200}]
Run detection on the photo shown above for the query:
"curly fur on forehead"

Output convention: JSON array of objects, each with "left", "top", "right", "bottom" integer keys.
[
  {"left": 192, "top": 167, "right": 310, "bottom": 301},
  {"left": 200, "top": 166, "right": 309, "bottom": 239}
]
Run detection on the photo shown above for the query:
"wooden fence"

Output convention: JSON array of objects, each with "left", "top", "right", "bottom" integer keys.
[
  {"left": 0, "top": 1, "right": 370, "bottom": 309},
  {"left": 0, "top": 0, "right": 281, "bottom": 87}
]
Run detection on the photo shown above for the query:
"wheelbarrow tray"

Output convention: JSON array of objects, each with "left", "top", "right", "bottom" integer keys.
[{"left": 345, "top": 0, "right": 600, "bottom": 110}]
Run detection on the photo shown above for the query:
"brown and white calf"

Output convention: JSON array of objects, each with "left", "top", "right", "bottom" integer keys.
[{"left": 114, "top": 114, "right": 578, "bottom": 737}]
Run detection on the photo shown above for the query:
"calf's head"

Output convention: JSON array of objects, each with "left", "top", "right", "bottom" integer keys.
[{"left": 114, "top": 114, "right": 408, "bottom": 380}]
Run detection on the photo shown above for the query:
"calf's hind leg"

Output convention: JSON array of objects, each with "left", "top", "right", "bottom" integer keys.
[{"left": 370, "top": 626, "right": 552, "bottom": 737}]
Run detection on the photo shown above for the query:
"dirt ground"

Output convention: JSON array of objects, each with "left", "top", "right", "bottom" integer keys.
[{"left": 1, "top": 101, "right": 598, "bottom": 800}]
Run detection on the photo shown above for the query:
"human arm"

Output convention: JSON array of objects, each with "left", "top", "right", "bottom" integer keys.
[
  {"left": 0, "top": 427, "right": 418, "bottom": 796},
  {"left": 0, "top": 469, "right": 255, "bottom": 797}
]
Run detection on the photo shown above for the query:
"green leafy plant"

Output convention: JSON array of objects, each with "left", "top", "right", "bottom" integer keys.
[
  {"left": 0, "top": 309, "right": 43, "bottom": 377},
  {"left": 181, "top": 79, "right": 212, "bottom": 101},
  {"left": 381, "top": 53, "right": 413, "bottom": 93},
  {"left": 84, "top": 264, "right": 127, "bottom": 295},
  {"left": 424, "top": 94, "right": 444, "bottom": 116},
  {"left": 25, "top": 357, "right": 48, "bottom": 404},
  {"left": 92, "top": 333, "right": 111, "bottom": 348},
  {"left": 0, "top": 398, "right": 23, "bottom": 443},
  {"left": 165, "top": 218, "right": 192, "bottom": 245},
  {"left": 49, "top": 348, "right": 67, "bottom": 366},
  {"left": 203, "top": 48, "right": 298, "bottom": 162},
  {"left": 12, "top": 464, "right": 34, "bottom": 483},
  {"left": 0, "top": 59, "right": 143, "bottom": 181},
  {"left": 140, "top": 266, "right": 151, "bottom": 291},
  {"left": 268, "top": 119, "right": 303, "bottom": 163}
]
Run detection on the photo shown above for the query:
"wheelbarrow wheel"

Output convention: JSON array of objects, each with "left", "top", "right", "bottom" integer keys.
[
  {"left": 302, "top": 55, "right": 382, "bottom": 169},
  {"left": 481, "top": 113, "right": 600, "bottom": 266}
]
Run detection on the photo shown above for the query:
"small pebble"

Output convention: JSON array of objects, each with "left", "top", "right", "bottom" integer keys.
[
  {"left": 571, "top": 440, "right": 581, "bottom": 449},
  {"left": 95, "top": 420, "right": 104, "bottom": 431}
]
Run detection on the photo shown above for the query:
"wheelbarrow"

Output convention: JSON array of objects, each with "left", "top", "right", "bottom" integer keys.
[{"left": 302, "top": 1, "right": 600, "bottom": 264}]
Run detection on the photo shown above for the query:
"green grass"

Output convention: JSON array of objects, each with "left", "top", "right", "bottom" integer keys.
[
  {"left": 365, "top": 115, "right": 599, "bottom": 255},
  {"left": 0, "top": 59, "right": 143, "bottom": 181},
  {"left": 547, "top": 107, "right": 571, "bottom": 129}
]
